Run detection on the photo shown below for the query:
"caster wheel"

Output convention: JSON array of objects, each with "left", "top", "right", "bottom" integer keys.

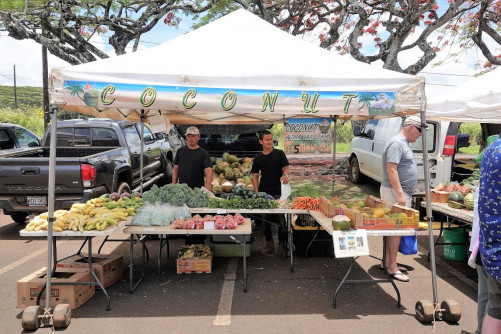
[
  {"left": 441, "top": 299, "right": 461, "bottom": 322},
  {"left": 21, "top": 305, "right": 42, "bottom": 331},
  {"left": 53, "top": 304, "right": 72, "bottom": 328},
  {"left": 415, "top": 300, "right": 435, "bottom": 323}
]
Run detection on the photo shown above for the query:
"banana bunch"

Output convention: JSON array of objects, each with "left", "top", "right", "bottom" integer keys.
[
  {"left": 178, "top": 244, "right": 212, "bottom": 259},
  {"left": 87, "top": 197, "right": 110, "bottom": 207},
  {"left": 67, "top": 214, "right": 92, "bottom": 232},
  {"left": 25, "top": 209, "right": 71, "bottom": 232}
]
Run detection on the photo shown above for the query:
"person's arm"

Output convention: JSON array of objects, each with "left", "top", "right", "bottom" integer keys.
[
  {"left": 386, "top": 162, "right": 406, "bottom": 205},
  {"left": 172, "top": 165, "right": 179, "bottom": 184},
  {"left": 252, "top": 172, "right": 259, "bottom": 193},
  {"left": 280, "top": 165, "right": 290, "bottom": 184},
  {"left": 204, "top": 167, "right": 213, "bottom": 191}
]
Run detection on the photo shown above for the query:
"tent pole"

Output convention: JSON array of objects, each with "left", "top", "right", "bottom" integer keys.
[
  {"left": 45, "top": 104, "right": 58, "bottom": 311},
  {"left": 420, "top": 107, "right": 439, "bottom": 306},
  {"left": 331, "top": 116, "right": 338, "bottom": 196},
  {"left": 140, "top": 110, "right": 145, "bottom": 194}
]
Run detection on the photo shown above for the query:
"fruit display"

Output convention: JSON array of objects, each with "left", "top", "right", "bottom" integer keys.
[
  {"left": 210, "top": 153, "right": 254, "bottom": 193},
  {"left": 170, "top": 214, "right": 246, "bottom": 230},
  {"left": 24, "top": 194, "right": 143, "bottom": 232},
  {"left": 178, "top": 244, "right": 212, "bottom": 260}
]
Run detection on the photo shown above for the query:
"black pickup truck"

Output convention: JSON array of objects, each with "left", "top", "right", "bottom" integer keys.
[{"left": 0, "top": 119, "right": 173, "bottom": 223}]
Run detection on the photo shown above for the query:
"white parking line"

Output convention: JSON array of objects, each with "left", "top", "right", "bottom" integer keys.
[
  {"left": 213, "top": 257, "right": 238, "bottom": 326},
  {"left": 0, "top": 245, "right": 50, "bottom": 276}
]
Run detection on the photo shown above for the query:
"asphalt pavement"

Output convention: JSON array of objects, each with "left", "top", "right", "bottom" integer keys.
[{"left": 0, "top": 210, "right": 479, "bottom": 334}]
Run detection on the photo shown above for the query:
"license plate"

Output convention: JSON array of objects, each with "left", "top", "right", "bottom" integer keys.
[{"left": 27, "top": 196, "right": 47, "bottom": 206}]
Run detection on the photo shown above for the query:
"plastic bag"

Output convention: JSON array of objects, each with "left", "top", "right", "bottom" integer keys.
[
  {"left": 280, "top": 181, "right": 291, "bottom": 203},
  {"left": 398, "top": 230, "right": 417, "bottom": 255}
]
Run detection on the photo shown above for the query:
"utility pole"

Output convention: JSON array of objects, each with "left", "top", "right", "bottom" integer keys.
[
  {"left": 42, "top": 46, "right": 50, "bottom": 131},
  {"left": 13, "top": 65, "right": 18, "bottom": 109}
]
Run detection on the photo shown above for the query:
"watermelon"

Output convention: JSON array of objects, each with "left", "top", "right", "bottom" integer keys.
[
  {"left": 464, "top": 193, "right": 475, "bottom": 210},
  {"left": 449, "top": 192, "right": 464, "bottom": 203},
  {"left": 448, "top": 200, "right": 464, "bottom": 209}
]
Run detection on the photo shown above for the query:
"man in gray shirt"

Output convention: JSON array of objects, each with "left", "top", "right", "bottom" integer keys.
[{"left": 380, "top": 118, "right": 422, "bottom": 282}]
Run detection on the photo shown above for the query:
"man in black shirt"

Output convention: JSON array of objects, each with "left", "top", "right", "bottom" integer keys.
[
  {"left": 252, "top": 130, "right": 290, "bottom": 255},
  {"left": 173, "top": 126, "right": 213, "bottom": 191}
]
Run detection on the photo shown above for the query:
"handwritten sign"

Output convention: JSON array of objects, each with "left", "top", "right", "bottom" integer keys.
[{"left": 284, "top": 117, "right": 332, "bottom": 154}]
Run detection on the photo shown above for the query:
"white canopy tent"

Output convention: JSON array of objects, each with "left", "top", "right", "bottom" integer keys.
[
  {"left": 50, "top": 9, "right": 425, "bottom": 124},
  {"left": 426, "top": 68, "right": 501, "bottom": 123},
  {"left": 44, "top": 9, "right": 442, "bottom": 318}
]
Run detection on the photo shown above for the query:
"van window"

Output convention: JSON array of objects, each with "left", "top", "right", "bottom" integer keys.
[
  {"left": 361, "top": 119, "right": 378, "bottom": 139},
  {"left": 410, "top": 122, "right": 436, "bottom": 153}
]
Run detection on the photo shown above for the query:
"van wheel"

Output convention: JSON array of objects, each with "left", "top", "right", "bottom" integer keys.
[
  {"left": 10, "top": 212, "right": 28, "bottom": 224},
  {"left": 349, "top": 157, "right": 364, "bottom": 184},
  {"left": 117, "top": 182, "right": 131, "bottom": 194}
]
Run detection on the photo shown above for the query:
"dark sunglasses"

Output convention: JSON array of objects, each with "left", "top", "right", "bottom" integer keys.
[{"left": 412, "top": 125, "right": 422, "bottom": 133}]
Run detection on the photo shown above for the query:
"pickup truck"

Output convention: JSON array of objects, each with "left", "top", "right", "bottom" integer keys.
[
  {"left": 0, "top": 123, "right": 41, "bottom": 155},
  {"left": 0, "top": 118, "right": 173, "bottom": 223}
]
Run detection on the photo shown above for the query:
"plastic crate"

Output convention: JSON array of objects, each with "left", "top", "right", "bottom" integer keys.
[{"left": 292, "top": 221, "right": 333, "bottom": 257}]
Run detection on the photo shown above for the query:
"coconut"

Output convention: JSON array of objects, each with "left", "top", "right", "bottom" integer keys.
[
  {"left": 221, "top": 181, "right": 233, "bottom": 193},
  {"left": 332, "top": 215, "right": 351, "bottom": 230}
]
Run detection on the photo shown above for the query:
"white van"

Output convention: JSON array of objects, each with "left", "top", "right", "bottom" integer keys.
[{"left": 348, "top": 119, "right": 499, "bottom": 196}]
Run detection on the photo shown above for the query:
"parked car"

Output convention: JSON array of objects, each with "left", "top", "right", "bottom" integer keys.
[
  {"left": 0, "top": 118, "right": 173, "bottom": 223},
  {"left": 0, "top": 123, "right": 41, "bottom": 155},
  {"left": 349, "top": 118, "right": 500, "bottom": 196}
]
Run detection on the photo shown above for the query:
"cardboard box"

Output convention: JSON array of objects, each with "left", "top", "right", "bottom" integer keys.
[
  {"left": 17, "top": 267, "right": 95, "bottom": 309},
  {"left": 320, "top": 195, "right": 387, "bottom": 218},
  {"left": 319, "top": 196, "right": 337, "bottom": 218},
  {"left": 57, "top": 254, "right": 123, "bottom": 288},
  {"left": 344, "top": 204, "right": 419, "bottom": 229},
  {"left": 430, "top": 190, "right": 451, "bottom": 203},
  {"left": 177, "top": 246, "right": 212, "bottom": 274}
]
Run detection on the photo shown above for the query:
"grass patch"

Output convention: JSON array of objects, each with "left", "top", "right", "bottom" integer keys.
[
  {"left": 458, "top": 145, "right": 480, "bottom": 155},
  {"left": 290, "top": 179, "right": 379, "bottom": 201}
]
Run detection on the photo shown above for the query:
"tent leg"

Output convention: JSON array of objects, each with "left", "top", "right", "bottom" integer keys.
[{"left": 420, "top": 108, "right": 439, "bottom": 307}]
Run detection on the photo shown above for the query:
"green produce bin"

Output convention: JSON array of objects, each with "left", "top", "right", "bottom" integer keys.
[
  {"left": 443, "top": 228, "right": 466, "bottom": 261},
  {"left": 212, "top": 242, "right": 251, "bottom": 257}
]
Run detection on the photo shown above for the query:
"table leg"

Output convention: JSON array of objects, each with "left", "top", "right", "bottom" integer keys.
[
  {"left": 129, "top": 234, "right": 145, "bottom": 293},
  {"left": 243, "top": 238, "right": 247, "bottom": 293},
  {"left": 333, "top": 237, "right": 402, "bottom": 309},
  {"left": 333, "top": 257, "right": 354, "bottom": 308},
  {"left": 288, "top": 213, "right": 294, "bottom": 273},
  {"left": 86, "top": 237, "right": 110, "bottom": 311}
]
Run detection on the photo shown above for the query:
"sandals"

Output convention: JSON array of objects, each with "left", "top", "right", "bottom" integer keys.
[
  {"left": 390, "top": 271, "right": 409, "bottom": 282},
  {"left": 380, "top": 263, "right": 407, "bottom": 272}
]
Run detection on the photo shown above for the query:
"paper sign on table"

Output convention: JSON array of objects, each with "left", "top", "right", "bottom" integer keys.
[
  {"left": 332, "top": 229, "right": 369, "bottom": 258},
  {"left": 204, "top": 221, "right": 215, "bottom": 230}
]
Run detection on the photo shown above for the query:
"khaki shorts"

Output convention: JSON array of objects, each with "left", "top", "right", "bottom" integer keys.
[
  {"left": 487, "top": 274, "right": 501, "bottom": 320},
  {"left": 380, "top": 186, "right": 412, "bottom": 207}
]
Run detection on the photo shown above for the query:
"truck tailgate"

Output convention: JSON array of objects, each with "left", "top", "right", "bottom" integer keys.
[{"left": 0, "top": 158, "right": 83, "bottom": 196}]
